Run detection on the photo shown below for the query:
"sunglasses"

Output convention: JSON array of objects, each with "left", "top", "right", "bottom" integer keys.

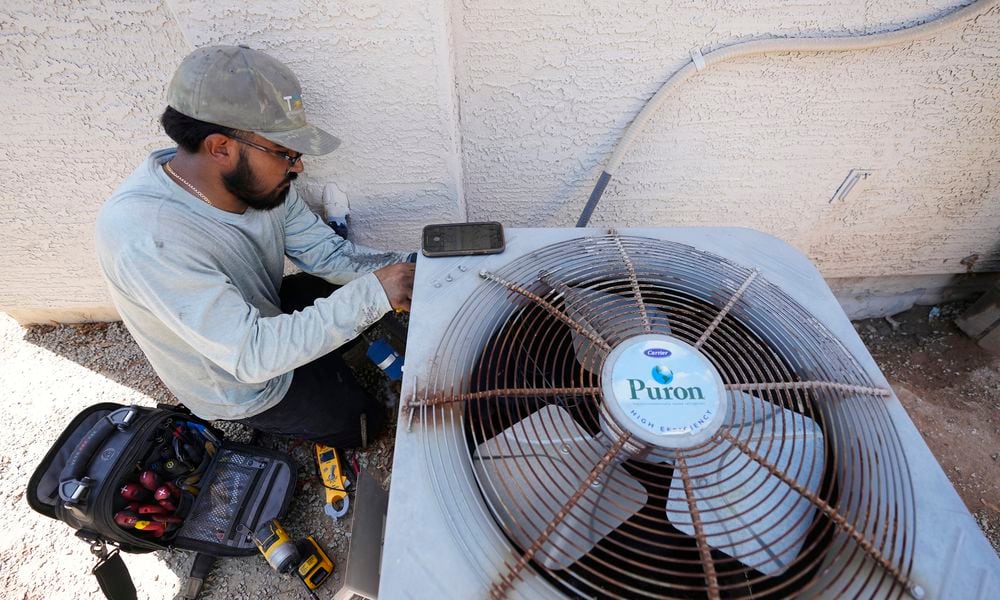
[{"left": 231, "top": 136, "right": 302, "bottom": 170}]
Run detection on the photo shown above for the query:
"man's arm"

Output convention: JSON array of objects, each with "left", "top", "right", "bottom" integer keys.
[
  {"left": 110, "top": 243, "right": 391, "bottom": 384},
  {"left": 282, "top": 188, "right": 409, "bottom": 284}
]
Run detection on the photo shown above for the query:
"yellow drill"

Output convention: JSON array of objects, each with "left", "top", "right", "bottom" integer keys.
[{"left": 252, "top": 519, "right": 333, "bottom": 598}]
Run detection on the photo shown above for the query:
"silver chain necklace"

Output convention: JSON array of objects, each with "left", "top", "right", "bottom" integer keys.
[{"left": 164, "top": 161, "right": 216, "bottom": 208}]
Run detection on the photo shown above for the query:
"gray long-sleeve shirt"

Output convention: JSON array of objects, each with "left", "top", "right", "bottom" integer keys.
[{"left": 95, "top": 148, "right": 405, "bottom": 420}]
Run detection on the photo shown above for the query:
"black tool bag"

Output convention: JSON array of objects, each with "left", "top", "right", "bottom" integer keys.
[{"left": 26, "top": 402, "right": 297, "bottom": 599}]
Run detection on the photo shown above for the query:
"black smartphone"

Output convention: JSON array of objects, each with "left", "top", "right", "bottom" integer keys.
[{"left": 421, "top": 222, "right": 506, "bottom": 257}]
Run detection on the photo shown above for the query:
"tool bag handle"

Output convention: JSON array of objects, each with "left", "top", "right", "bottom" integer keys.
[
  {"left": 87, "top": 537, "right": 216, "bottom": 600},
  {"left": 90, "top": 539, "right": 137, "bottom": 600},
  {"left": 58, "top": 407, "right": 139, "bottom": 504}
]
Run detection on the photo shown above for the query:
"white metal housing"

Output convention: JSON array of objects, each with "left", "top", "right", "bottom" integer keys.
[{"left": 380, "top": 228, "right": 998, "bottom": 599}]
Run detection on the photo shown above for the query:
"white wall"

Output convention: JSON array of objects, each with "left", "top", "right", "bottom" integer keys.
[
  {"left": 0, "top": 0, "right": 463, "bottom": 322},
  {"left": 1, "top": 1, "right": 998, "bottom": 322},
  {"left": 164, "top": 0, "right": 465, "bottom": 242},
  {"left": 455, "top": 0, "right": 1000, "bottom": 278},
  {"left": 1, "top": 0, "right": 191, "bottom": 322}
]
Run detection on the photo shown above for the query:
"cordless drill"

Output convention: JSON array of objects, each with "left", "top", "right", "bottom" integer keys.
[{"left": 252, "top": 519, "right": 333, "bottom": 598}]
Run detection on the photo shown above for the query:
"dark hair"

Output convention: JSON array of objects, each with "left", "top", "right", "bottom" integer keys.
[{"left": 160, "top": 106, "right": 240, "bottom": 153}]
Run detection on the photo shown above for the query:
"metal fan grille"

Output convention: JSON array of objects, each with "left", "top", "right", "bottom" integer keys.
[{"left": 408, "top": 233, "right": 915, "bottom": 599}]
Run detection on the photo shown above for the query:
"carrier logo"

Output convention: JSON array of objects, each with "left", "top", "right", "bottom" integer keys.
[
  {"left": 651, "top": 365, "right": 674, "bottom": 385},
  {"left": 100, "top": 447, "right": 117, "bottom": 461},
  {"left": 644, "top": 348, "right": 672, "bottom": 358}
]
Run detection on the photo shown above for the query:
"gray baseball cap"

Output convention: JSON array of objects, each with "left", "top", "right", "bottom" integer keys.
[{"left": 165, "top": 45, "right": 340, "bottom": 155}]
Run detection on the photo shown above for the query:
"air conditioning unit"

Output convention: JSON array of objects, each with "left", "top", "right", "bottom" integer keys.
[{"left": 379, "top": 228, "right": 999, "bottom": 599}]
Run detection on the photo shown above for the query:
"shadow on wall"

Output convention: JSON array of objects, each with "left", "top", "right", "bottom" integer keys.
[{"left": 22, "top": 321, "right": 178, "bottom": 405}]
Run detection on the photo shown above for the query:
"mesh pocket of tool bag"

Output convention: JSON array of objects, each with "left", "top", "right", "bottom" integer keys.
[{"left": 174, "top": 444, "right": 295, "bottom": 553}]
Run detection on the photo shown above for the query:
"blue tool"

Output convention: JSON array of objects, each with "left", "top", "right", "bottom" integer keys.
[{"left": 366, "top": 338, "right": 403, "bottom": 381}]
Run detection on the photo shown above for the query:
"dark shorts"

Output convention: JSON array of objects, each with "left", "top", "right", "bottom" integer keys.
[{"left": 235, "top": 273, "right": 385, "bottom": 447}]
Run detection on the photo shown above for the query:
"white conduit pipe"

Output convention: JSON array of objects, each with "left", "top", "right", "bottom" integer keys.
[{"left": 576, "top": 0, "right": 998, "bottom": 227}]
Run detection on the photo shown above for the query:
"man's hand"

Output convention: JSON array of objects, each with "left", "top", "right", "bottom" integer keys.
[{"left": 374, "top": 263, "right": 415, "bottom": 312}]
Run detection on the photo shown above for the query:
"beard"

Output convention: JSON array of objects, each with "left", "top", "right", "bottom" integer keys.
[{"left": 222, "top": 148, "right": 298, "bottom": 211}]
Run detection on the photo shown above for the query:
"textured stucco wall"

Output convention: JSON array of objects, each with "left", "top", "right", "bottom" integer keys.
[
  {"left": 1, "top": 1, "right": 998, "bottom": 321},
  {"left": 1, "top": 1, "right": 191, "bottom": 320},
  {"left": 0, "top": 0, "right": 462, "bottom": 320},
  {"left": 164, "top": 0, "right": 464, "bottom": 244},
  {"left": 456, "top": 0, "right": 1000, "bottom": 278}
]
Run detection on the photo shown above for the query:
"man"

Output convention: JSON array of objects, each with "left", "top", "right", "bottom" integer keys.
[{"left": 95, "top": 45, "right": 414, "bottom": 447}]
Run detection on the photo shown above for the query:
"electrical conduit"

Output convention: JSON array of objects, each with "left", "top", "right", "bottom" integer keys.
[{"left": 575, "top": 0, "right": 998, "bottom": 227}]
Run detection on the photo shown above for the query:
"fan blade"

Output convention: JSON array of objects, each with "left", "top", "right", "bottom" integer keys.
[
  {"left": 473, "top": 404, "right": 648, "bottom": 570},
  {"left": 542, "top": 279, "right": 671, "bottom": 374},
  {"left": 725, "top": 391, "right": 781, "bottom": 427},
  {"left": 665, "top": 392, "right": 824, "bottom": 576}
]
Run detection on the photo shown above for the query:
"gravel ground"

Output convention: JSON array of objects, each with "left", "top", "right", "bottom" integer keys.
[
  {"left": 1, "top": 301, "right": 997, "bottom": 599},
  {"left": 0, "top": 312, "right": 397, "bottom": 600}
]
